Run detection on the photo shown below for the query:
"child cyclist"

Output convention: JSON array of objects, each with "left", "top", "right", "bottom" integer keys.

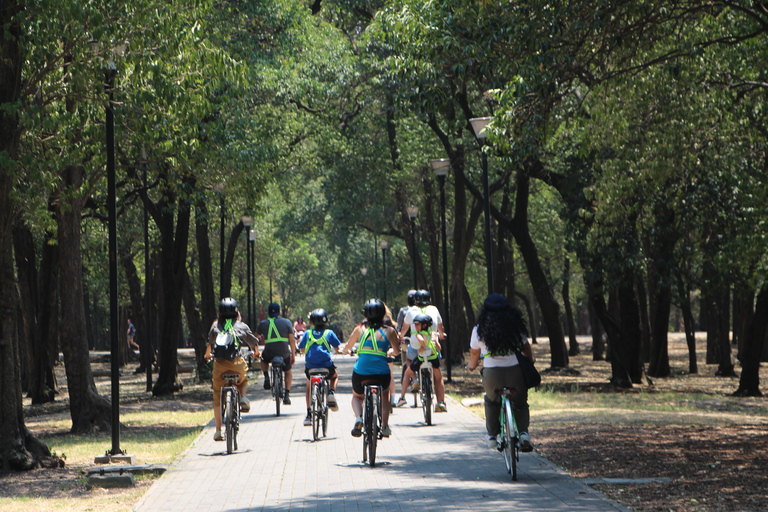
[
  {"left": 397, "top": 313, "right": 443, "bottom": 408},
  {"left": 298, "top": 308, "right": 342, "bottom": 426}
]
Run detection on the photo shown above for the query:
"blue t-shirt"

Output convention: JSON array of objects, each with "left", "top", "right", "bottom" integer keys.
[
  {"left": 354, "top": 327, "right": 392, "bottom": 376},
  {"left": 299, "top": 329, "right": 341, "bottom": 369}
]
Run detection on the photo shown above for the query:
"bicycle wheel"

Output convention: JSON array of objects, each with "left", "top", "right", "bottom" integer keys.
[
  {"left": 503, "top": 398, "right": 517, "bottom": 480},
  {"left": 362, "top": 389, "right": 370, "bottom": 464},
  {"left": 224, "top": 390, "right": 234, "bottom": 454},
  {"left": 273, "top": 366, "right": 282, "bottom": 417},
  {"left": 311, "top": 383, "right": 321, "bottom": 441},
  {"left": 368, "top": 391, "right": 378, "bottom": 467},
  {"left": 321, "top": 381, "right": 328, "bottom": 438},
  {"left": 421, "top": 369, "right": 432, "bottom": 426},
  {"left": 232, "top": 391, "right": 239, "bottom": 452}
]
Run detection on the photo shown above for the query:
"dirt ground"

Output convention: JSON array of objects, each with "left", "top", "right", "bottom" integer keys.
[{"left": 3, "top": 336, "right": 768, "bottom": 512}]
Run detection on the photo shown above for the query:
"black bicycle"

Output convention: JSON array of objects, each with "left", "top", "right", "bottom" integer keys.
[
  {"left": 361, "top": 381, "right": 383, "bottom": 467},
  {"left": 220, "top": 372, "right": 241, "bottom": 454},
  {"left": 419, "top": 365, "right": 433, "bottom": 426},
  {"left": 270, "top": 356, "right": 285, "bottom": 417},
  {"left": 308, "top": 368, "right": 330, "bottom": 441}
]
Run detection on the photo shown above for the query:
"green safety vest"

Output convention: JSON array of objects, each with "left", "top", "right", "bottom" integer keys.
[
  {"left": 416, "top": 329, "right": 439, "bottom": 361},
  {"left": 265, "top": 317, "right": 288, "bottom": 343},
  {"left": 357, "top": 327, "right": 388, "bottom": 357},
  {"left": 306, "top": 329, "right": 332, "bottom": 353}
]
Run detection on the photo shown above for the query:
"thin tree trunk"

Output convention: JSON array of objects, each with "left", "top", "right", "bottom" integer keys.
[
  {"left": 56, "top": 165, "right": 111, "bottom": 432},
  {"left": 733, "top": 283, "right": 767, "bottom": 397},
  {"left": 563, "top": 258, "right": 579, "bottom": 356},
  {"left": 195, "top": 199, "right": 217, "bottom": 324},
  {"left": 182, "top": 268, "right": 209, "bottom": 374},
  {"left": 121, "top": 252, "right": 146, "bottom": 370},
  {"left": 677, "top": 274, "right": 698, "bottom": 374},
  {"left": 220, "top": 221, "right": 244, "bottom": 299},
  {"left": 514, "top": 291, "right": 537, "bottom": 345}
]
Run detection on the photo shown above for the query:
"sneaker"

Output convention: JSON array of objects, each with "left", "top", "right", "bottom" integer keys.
[
  {"left": 410, "top": 381, "right": 420, "bottom": 392},
  {"left": 263, "top": 378, "right": 271, "bottom": 390},
  {"left": 381, "top": 425, "right": 392, "bottom": 438},
  {"left": 239, "top": 397, "right": 251, "bottom": 413},
  {"left": 396, "top": 396, "right": 408, "bottom": 408},
  {"left": 435, "top": 401, "right": 447, "bottom": 412},
  {"left": 283, "top": 392, "right": 291, "bottom": 405},
  {"left": 485, "top": 435, "right": 497, "bottom": 448},
  {"left": 303, "top": 414, "right": 312, "bottom": 426},
  {"left": 351, "top": 417, "right": 364, "bottom": 437},
  {"left": 327, "top": 392, "right": 339, "bottom": 411},
  {"left": 519, "top": 432, "right": 533, "bottom": 452},
  {"left": 214, "top": 430, "right": 224, "bottom": 442}
]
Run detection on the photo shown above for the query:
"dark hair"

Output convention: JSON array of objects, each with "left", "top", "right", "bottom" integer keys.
[{"left": 476, "top": 298, "right": 528, "bottom": 356}]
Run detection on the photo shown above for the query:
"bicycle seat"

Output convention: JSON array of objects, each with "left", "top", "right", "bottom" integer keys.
[
  {"left": 221, "top": 372, "right": 241, "bottom": 383},
  {"left": 271, "top": 356, "right": 285, "bottom": 367},
  {"left": 308, "top": 368, "right": 330, "bottom": 376},
  {"left": 361, "top": 379, "right": 381, "bottom": 386}
]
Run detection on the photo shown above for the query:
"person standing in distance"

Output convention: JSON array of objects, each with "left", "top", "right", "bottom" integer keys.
[
  {"left": 298, "top": 308, "right": 342, "bottom": 426},
  {"left": 467, "top": 293, "right": 535, "bottom": 452},
  {"left": 126, "top": 318, "right": 139, "bottom": 351},
  {"left": 257, "top": 303, "right": 296, "bottom": 405},
  {"left": 397, "top": 289, "right": 447, "bottom": 412},
  {"left": 205, "top": 298, "right": 260, "bottom": 442}
]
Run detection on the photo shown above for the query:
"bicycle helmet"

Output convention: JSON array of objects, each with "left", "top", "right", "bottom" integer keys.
[
  {"left": 413, "top": 313, "right": 433, "bottom": 329},
  {"left": 407, "top": 289, "right": 417, "bottom": 306},
  {"left": 309, "top": 308, "right": 328, "bottom": 328},
  {"left": 362, "top": 299, "right": 386, "bottom": 322},
  {"left": 415, "top": 289, "right": 431, "bottom": 306},
  {"left": 218, "top": 297, "right": 238, "bottom": 319}
]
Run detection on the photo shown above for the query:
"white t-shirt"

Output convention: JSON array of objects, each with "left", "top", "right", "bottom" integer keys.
[
  {"left": 404, "top": 305, "right": 443, "bottom": 349},
  {"left": 469, "top": 325, "right": 521, "bottom": 368}
]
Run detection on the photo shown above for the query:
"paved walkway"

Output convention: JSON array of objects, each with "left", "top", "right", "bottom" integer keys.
[{"left": 133, "top": 355, "right": 629, "bottom": 512}]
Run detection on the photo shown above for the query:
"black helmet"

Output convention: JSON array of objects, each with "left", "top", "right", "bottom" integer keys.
[
  {"left": 413, "top": 313, "right": 433, "bottom": 329},
  {"left": 415, "top": 289, "right": 431, "bottom": 306},
  {"left": 219, "top": 297, "right": 238, "bottom": 319},
  {"left": 407, "top": 289, "right": 417, "bottom": 306},
  {"left": 309, "top": 308, "right": 328, "bottom": 328},
  {"left": 362, "top": 299, "right": 386, "bottom": 322}
]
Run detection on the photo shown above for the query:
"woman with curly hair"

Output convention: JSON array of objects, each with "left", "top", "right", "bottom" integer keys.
[{"left": 467, "top": 293, "right": 535, "bottom": 452}]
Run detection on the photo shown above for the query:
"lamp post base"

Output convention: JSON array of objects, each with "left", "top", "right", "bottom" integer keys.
[{"left": 94, "top": 453, "right": 137, "bottom": 464}]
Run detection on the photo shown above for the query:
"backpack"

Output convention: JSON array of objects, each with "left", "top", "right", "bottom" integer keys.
[{"left": 213, "top": 327, "right": 240, "bottom": 360}]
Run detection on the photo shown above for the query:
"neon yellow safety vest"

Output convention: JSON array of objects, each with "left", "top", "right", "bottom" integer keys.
[
  {"left": 306, "top": 329, "right": 332, "bottom": 353},
  {"left": 357, "top": 327, "right": 388, "bottom": 357},
  {"left": 265, "top": 317, "right": 288, "bottom": 343},
  {"left": 416, "top": 329, "right": 438, "bottom": 361}
]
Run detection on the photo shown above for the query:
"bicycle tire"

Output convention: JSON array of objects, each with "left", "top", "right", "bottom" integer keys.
[
  {"left": 422, "top": 369, "right": 432, "bottom": 426},
  {"left": 321, "top": 381, "right": 328, "bottom": 438},
  {"left": 503, "top": 398, "right": 517, "bottom": 480},
  {"left": 225, "top": 390, "right": 234, "bottom": 454},
  {"left": 311, "top": 383, "right": 321, "bottom": 441},
  {"left": 273, "top": 366, "right": 282, "bottom": 417},
  {"left": 362, "top": 389, "right": 370, "bottom": 464},
  {"left": 368, "top": 391, "right": 378, "bottom": 467},
  {"left": 233, "top": 390, "right": 239, "bottom": 452}
]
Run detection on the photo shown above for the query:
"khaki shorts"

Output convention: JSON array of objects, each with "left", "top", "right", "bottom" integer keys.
[{"left": 213, "top": 357, "right": 248, "bottom": 408}]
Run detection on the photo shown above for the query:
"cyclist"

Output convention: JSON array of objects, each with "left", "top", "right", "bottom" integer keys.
[
  {"left": 205, "top": 298, "right": 260, "bottom": 442},
  {"left": 342, "top": 299, "right": 400, "bottom": 438},
  {"left": 467, "top": 293, "right": 534, "bottom": 452},
  {"left": 397, "top": 289, "right": 447, "bottom": 412},
  {"left": 298, "top": 308, "right": 342, "bottom": 426},
  {"left": 256, "top": 303, "right": 296, "bottom": 405}
]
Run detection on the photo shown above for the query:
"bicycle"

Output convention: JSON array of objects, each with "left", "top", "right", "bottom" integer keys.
[
  {"left": 496, "top": 387, "right": 520, "bottom": 481},
  {"left": 308, "top": 368, "right": 330, "bottom": 441},
  {"left": 270, "top": 356, "right": 286, "bottom": 417},
  {"left": 361, "top": 380, "right": 383, "bottom": 467},
  {"left": 419, "top": 365, "right": 433, "bottom": 426},
  {"left": 220, "top": 372, "right": 241, "bottom": 455}
]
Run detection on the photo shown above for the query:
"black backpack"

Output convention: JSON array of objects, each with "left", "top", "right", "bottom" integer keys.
[{"left": 213, "top": 329, "right": 240, "bottom": 360}]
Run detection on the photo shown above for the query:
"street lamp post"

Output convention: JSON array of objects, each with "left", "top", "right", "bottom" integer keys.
[
  {"left": 470, "top": 117, "right": 494, "bottom": 295},
  {"left": 430, "top": 158, "right": 452, "bottom": 382},
  {"left": 406, "top": 206, "right": 419, "bottom": 289},
  {"left": 361, "top": 267, "right": 368, "bottom": 302},
  {"left": 241, "top": 216, "right": 253, "bottom": 325},
  {"left": 380, "top": 240, "right": 388, "bottom": 303},
  {"left": 249, "top": 229, "right": 257, "bottom": 326}
]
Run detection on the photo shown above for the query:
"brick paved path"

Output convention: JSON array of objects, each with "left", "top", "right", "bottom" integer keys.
[{"left": 133, "top": 355, "right": 628, "bottom": 512}]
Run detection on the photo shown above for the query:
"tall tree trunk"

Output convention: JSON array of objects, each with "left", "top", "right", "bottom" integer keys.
[
  {"left": 195, "top": 198, "right": 217, "bottom": 323},
  {"left": 148, "top": 173, "right": 194, "bottom": 396},
  {"left": 648, "top": 282, "right": 672, "bottom": 377},
  {"left": 591, "top": 285, "right": 631, "bottom": 388},
  {"left": 620, "top": 283, "right": 645, "bottom": 384},
  {"left": 121, "top": 252, "right": 146, "bottom": 370},
  {"left": 677, "top": 274, "right": 698, "bottom": 374},
  {"left": 563, "top": 258, "right": 579, "bottom": 356},
  {"left": 182, "top": 268, "right": 209, "bottom": 374},
  {"left": 220, "top": 221, "right": 244, "bottom": 299},
  {"left": 56, "top": 165, "right": 112, "bottom": 432},
  {"left": 733, "top": 283, "right": 768, "bottom": 397},
  {"left": 510, "top": 170, "right": 568, "bottom": 368},
  {"left": 637, "top": 276, "right": 651, "bottom": 363},
  {"left": 732, "top": 286, "right": 754, "bottom": 362},
  {"left": 585, "top": 281, "right": 604, "bottom": 361},
  {"left": 514, "top": 291, "right": 537, "bottom": 345}
]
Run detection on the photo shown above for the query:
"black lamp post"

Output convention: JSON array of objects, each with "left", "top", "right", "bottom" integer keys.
[
  {"left": 406, "top": 205, "right": 419, "bottom": 289},
  {"left": 470, "top": 117, "right": 494, "bottom": 295},
  {"left": 361, "top": 267, "right": 368, "bottom": 302},
  {"left": 430, "top": 158, "right": 452, "bottom": 382},
  {"left": 249, "top": 228, "right": 256, "bottom": 325},
  {"left": 380, "top": 240, "right": 388, "bottom": 303},
  {"left": 241, "top": 216, "right": 253, "bottom": 325}
]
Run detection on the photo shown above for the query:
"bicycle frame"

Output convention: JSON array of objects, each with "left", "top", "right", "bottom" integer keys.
[
  {"left": 498, "top": 389, "right": 520, "bottom": 481},
  {"left": 270, "top": 356, "right": 285, "bottom": 417},
  {"left": 220, "top": 372, "right": 241, "bottom": 455}
]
